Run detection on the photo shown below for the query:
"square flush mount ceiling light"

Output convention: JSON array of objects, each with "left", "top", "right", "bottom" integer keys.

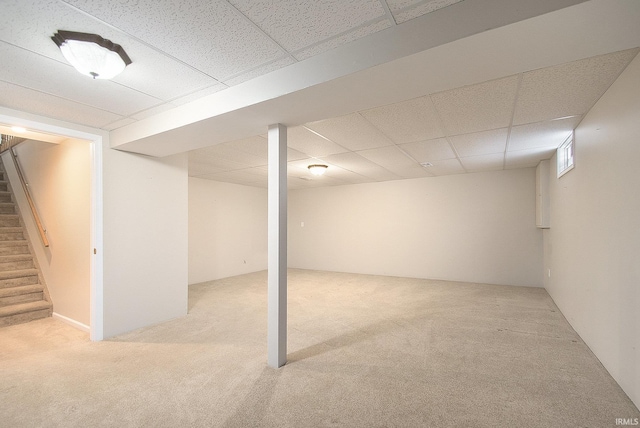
[{"left": 52, "top": 30, "right": 131, "bottom": 79}]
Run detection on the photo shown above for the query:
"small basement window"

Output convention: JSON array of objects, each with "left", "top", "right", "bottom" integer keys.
[{"left": 557, "top": 132, "right": 575, "bottom": 178}]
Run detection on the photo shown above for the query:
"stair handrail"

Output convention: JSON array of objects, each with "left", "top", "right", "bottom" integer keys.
[
  {"left": 0, "top": 134, "right": 24, "bottom": 154},
  {"left": 8, "top": 145, "right": 49, "bottom": 247}
]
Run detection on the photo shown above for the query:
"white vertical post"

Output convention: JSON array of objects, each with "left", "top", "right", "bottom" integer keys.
[{"left": 267, "top": 123, "right": 287, "bottom": 368}]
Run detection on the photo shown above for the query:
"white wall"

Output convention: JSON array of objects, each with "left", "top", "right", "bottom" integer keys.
[
  {"left": 543, "top": 54, "right": 640, "bottom": 409},
  {"left": 3, "top": 139, "right": 91, "bottom": 327},
  {"left": 289, "top": 168, "right": 542, "bottom": 287},
  {"left": 188, "top": 177, "right": 267, "bottom": 284},
  {"left": 102, "top": 149, "right": 188, "bottom": 338}
]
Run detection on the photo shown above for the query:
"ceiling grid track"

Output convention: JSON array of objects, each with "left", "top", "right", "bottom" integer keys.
[
  {"left": 57, "top": 0, "right": 223, "bottom": 82},
  {"left": 300, "top": 125, "right": 400, "bottom": 182},
  {"left": 378, "top": 0, "right": 398, "bottom": 25},
  {"left": 288, "top": 16, "right": 392, "bottom": 60},
  {"left": 429, "top": 94, "right": 467, "bottom": 173},
  {"left": 503, "top": 73, "right": 524, "bottom": 170},
  {"left": 222, "top": 1, "right": 298, "bottom": 64},
  {"left": 355, "top": 111, "right": 432, "bottom": 174}
]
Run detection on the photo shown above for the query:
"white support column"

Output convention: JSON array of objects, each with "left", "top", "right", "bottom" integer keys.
[{"left": 267, "top": 123, "right": 287, "bottom": 368}]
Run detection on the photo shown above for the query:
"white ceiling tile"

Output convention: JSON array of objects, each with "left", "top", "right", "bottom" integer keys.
[
  {"left": 294, "top": 19, "right": 392, "bottom": 60},
  {"left": 459, "top": 153, "right": 505, "bottom": 173},
  {"left": 356, "top": 146, "right": 434, "bottom": 178},
  {"left": 449, "top": 128, "right": 508, "bottom": 157},
  {"left": 385, "top": 0, "right": 430, "bottom": 11},
  {"left": 108, "top": 47, "right": 218, "bottom": 102},
  {"left": 291, "top": 175, "right": 348, "bottom": 188},
  {"left": 223, "top": 135, "right": 306, "bottom": 164},
  {"left": 227, "top": 135, "right": 268, "bottom": 158},
  {"left": 64, "top": 0, "right": 284, "bottom": 79},
  {"left": 357, "top": 146, "right": 416, "bottom": 169},
  {"left": 0, "top": 0, "right": 217, "bottom": 101},
  {"left": 393, "top": 164, "right": 436, "bottom": 179},
  {"left": 306, "top": 113, "right": 393, "bottom": 151},
  {"left": 223, "top": 56, "right": 296, "bottom": 86},
  {"left": 324, "top": 168, "right": 372, "bottom": 185},
  {"left": 390, "top": 0, "right": 464, "bottom": 24},
  {"left": 360, "top": 96, "right": 444, "bottom": 144},
  {"left": 0, "top": 80, "right": 122, "bottom": 128},
  {"left": 195, "top": 167, "right": 268, "bottom": 183},
  {"left": 188, "top": 162, "right": 226, "bottom": 177},
  {"left": 287, "top": 148, "right": 308, "bottom": 162},
  {"left": 431, "top": 75, "right": 519, "bottom": 135},
  {"left": 423, "top": 158, "right": 465, "bottom": 176},
  {"left": 399, "top": 138, "right": 456, "bottom": 163},
  {"left": 171, "top": 84, "right": 228, "bottom": 106},
  {"left": 505, "top": 148, "right": 556, "bottom": 169},
  {"left": 187, "top": 146, "right": 252, "bottom": 171},
  {"left": 508, "top": 116, "right": 581, "bottom": 152},
  {"left": 188, "top": 154, "right": 244, "bottom": 172},
  {"left": 212, "top": 142, "right": 268, "bottom": 166},
  {"left": 195, "top": 176, "right": 266, "bottom": 188},
  {"left": 131, "top": 103, "right": 178, "bottom": 121},
  {"left": 0, "top": 42, "right": 160, "bottom": 116},
  {"left": 229, "top": 0, "right": 386, "bottom": 52},
  {"left": 220, "top": 135, "right": 309, "bottom": 165},
  {"left": 287, "top": 126, "right": 348, "bottom": 157},
  {"left": 102, "top": 117, "right": 137, "bottom": 131},
  {"left": 321, "top": 152, "right": 401, "bottom": 181},
  {"left": 513, "top": 49, "right": 639, "bottom": 125}
]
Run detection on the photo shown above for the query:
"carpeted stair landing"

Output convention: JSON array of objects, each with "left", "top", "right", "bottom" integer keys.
[{"left": 0, "top": 165, "right": 51, "bottom": 327}]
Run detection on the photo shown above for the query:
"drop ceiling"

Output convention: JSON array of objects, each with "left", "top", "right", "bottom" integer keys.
[
  {"left": 1, "top": 0, "right": 639, "bottom": 188},
  {"left": 188, "top": 48, "right": 638, "bottom": 189}
]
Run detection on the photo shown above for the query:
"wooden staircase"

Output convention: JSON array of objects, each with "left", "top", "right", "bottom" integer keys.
[{"left": 0, "top": 165, "right": 52, "bottom": 327}]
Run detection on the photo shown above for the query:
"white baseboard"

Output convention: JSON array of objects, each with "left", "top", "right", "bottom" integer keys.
[{"left": 52, "top": 312, "right": 90, "bottom": 333}]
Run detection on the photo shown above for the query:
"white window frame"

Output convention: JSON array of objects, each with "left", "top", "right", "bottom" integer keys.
[{"left": 557, "top": 132, "right": 575, "bottom": 178}]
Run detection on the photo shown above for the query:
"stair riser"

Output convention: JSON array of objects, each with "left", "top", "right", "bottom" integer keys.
[
  {"left": 0, "top": 308, "right": 51, "bottom": 327},
  {"left": 0, "top": 246, "right": 30, "bottom": 256},
  {"left": 0, "top": 194, "right": 11, "bottom": 203},
  {"left": 0, "top": 206, "right": 15, "bottom": 214},
  {"left": 0, "top": 276, "right": 38, "bottom": 289},
  {"left": 0, "top": 291, "right": 43, "bottom": 307},
  {"left": 0, "top": 184, "right": 7, "bottom": 192},
  {"left": 0, "top": 260, "right": 34, "bottom": 270},
  {"left": 0, "top": 232, "right": 24, "bottom": 240},
  {"left": 0, "top": 218, "right": 20, "bottom": 227}
]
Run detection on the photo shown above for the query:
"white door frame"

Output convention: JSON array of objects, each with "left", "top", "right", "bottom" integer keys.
[{"left": 0, "top": 107, "right": 105, "bottom": 340}]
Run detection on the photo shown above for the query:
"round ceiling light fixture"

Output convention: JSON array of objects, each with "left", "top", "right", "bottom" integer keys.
[
  {"left": 52, "top": 30, "right": 131, "bottom": 79},
  {"left": 308, "top": 164, "right": 328, "bottom": 176}
]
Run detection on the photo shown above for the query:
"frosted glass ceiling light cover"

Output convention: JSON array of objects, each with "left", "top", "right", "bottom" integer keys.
[
  {"left": 308, "top": 164, "right": 328, "bottom": 176},
  {"left": 52, "top": 31, "right": 131, "bottom": 79}
]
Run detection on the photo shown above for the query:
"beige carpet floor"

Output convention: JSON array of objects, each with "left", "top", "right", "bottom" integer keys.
[{"left": 1, "top": 269, "right": 638, "bottom": 427}]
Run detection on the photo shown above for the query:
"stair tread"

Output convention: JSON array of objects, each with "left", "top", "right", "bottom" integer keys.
[
  {"left": 0, "top": 300, "right": 51, "bottom": 317},
  {"left": 0, "top": 284, "right": 43, "bottom": 297},
  {"left": 0, "top": 227, "right": 23, "bottom": 232},
  {"left": 0, "top": 241, "right": 28, "bottom": 246},
  {"left": 0, "top": 254, "right": 33, "bottom": 262},
  {"left": 0, "top": 269, "right": 39, "bottom": 280}
]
